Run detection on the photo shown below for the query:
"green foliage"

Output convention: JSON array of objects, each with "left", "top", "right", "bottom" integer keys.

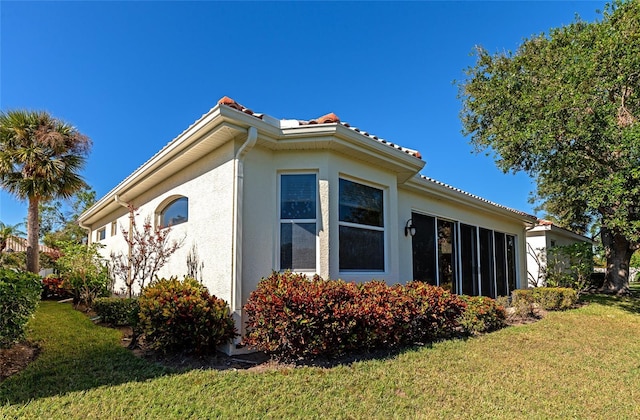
[
  {"left": 0, "top": 110, "right": 91, "bottom": 273},
  {"left": 55, "top": 241, "right": 111, "bottom": 307},
  {"left": 458, "top": 0, "right": 640, "bottom": 292},
  {"left": 513, "top": 287, "right": 578, "bottom": 312},
  {"left": 510, "top": 290, "right": 538, "bottom": 318},
  {"left": 0, "top": 268, "right": 41, "bottom": 348},
  {"left": 93, "top": 297, "right": 139, "bottom": 327},
  {"left": 243, "top": 273, "right": 470, "bottom": 359},
  {"left": 531, "top": 287, "right": 578, "bottom": 310},
  {"left": 40, "top": 186, "right": 96, "bottom": 246},
  {"left": 545, "top": 242, "right": 594, "bottom": 293},
  {"left": 458, "top": 295, "right": 507, "bottom": 335},
  {"left": 138, "top": 277, "right": 236, "bottom": 353}
]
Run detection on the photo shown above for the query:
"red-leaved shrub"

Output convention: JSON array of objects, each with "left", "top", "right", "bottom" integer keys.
[{"left": 244, "top": 273, "right": 473, "bottom": 359}]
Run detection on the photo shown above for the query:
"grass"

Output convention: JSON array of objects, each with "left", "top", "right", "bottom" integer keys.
[{"left": 2, "top": 288, "right": 640, "bottom": 419}]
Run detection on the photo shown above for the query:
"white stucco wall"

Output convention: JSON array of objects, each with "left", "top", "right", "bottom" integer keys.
[
  {"left": 91, "top": 141, "right": 236, "bottom": 302},
  {"left": 526, "top": 226, "right": 592, "bottom": 287}
]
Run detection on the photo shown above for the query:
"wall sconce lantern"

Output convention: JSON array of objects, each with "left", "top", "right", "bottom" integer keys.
[{"left": 404, "top": 219, "right": 416, "bottom": 237}]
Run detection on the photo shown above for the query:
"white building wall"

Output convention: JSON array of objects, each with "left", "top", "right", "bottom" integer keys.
[{"left": 91, "top": 142, "right": 236, "bottom": 302}]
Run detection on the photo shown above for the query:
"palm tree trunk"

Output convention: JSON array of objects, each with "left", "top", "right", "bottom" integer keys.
[{"left": 26, "top": 198, "right": 40, "bottom": 274}]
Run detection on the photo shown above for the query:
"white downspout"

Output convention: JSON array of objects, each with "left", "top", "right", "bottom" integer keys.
[
  {"left": 115, "top": 195, "right": 133, "bottom": 292},
  {"left": 231, "top": 126, "right": 258, "bottom": 343},
  {"left": 78, "top": 220, "right": 92, "bottom": 245}
]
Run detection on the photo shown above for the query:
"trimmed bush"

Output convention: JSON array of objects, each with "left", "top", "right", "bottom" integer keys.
[
  {"left": 513, "top": 287, "right": 577, "bottom": 312},
  {"left": 406, "top": 281, "right": 467, "bottom": 342},
  {"left": 0, "top": 269, "right": 41, "bottom": 348},
  {"left": 458, "top": 295, "right": 506, "bottom": 335},
  {"left": 531, "top": 287, "right": 578, "bottom": 310},
  {"left": 93, "top": 297, "right": 139, "bottom": 327},
  {"left": 138, "top": 277, "right": 236, "bottom": 353},
  {"left": 243, "top": 273, "right": 469, "bottom": 359},
  {"left": 244, "top": 272, "right": 360, "bottom": 357}
]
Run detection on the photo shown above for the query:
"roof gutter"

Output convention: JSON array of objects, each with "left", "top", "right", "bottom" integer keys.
[{"left": 230, "top": 126, "right": 258, "bottom": 342}]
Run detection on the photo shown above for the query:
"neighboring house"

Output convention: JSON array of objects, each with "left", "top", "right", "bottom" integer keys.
[
  {"left": 525, "top": 220, "right": 593, "bottom": 287},
  {"left": 79, "top": 97, "right": 537, "bottom": 353},
  {"left": 1, "top": 236, "right": 56, "bottom": 277}
]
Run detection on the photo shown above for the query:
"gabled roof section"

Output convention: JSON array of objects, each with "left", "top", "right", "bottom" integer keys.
[{"left": 529, "top": 219, "right": 593, "bottom": 243}]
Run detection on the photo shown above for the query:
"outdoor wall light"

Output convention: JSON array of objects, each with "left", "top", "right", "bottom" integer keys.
[{"left": 405, "top": 219, "right": 416, "bottom": 237}]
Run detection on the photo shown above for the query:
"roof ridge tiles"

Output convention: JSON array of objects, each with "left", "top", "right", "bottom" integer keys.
[
  {"left": 419, "top": 175, "right": 535, "bottom": 219},
  {"left": 216, "top": 96, "right": 422, "bottom": 160}
]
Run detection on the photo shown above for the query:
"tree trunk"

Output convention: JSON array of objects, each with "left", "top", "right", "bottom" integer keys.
[
  {"left": 600, "top": 227, "right": 633, "bottom": 295},
  {"left": 26, "top": 197, "right": 40, "bottom": 274}
]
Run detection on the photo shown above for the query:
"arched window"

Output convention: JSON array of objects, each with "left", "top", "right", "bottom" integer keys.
[{"left": 158, "top": 197, "right": 188, "bottom": 228}]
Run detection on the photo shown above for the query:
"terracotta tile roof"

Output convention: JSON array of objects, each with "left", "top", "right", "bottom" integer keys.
[
  {"left": 217, "top": 96, "right": 422, "bottom": 160},
  {"left": 419, "top": 175, "right": 536, "bottom": 219}
]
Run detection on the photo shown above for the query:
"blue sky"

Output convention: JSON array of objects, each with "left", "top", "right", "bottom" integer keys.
[{"left": 1, "top": 1, "right": 603, "bottom": 228}]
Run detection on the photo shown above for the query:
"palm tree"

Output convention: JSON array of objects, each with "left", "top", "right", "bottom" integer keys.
[{"left": 0, "top": 110, "right": 91, "bottom": 273}]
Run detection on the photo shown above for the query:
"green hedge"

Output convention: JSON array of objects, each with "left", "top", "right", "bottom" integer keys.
[
  {"left": 93, "top": 297, "right": 139, "bottom": 327},
  {"left": 0, "top": 269, "right": 41, "bottom": 348},
  {"left": 513, "top": 287, "right": 578, "bottom": 311}
]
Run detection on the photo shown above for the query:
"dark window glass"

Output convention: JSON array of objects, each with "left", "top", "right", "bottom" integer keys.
[
  {"left": 494, "top": 232, "right": 508, "bottom": 296},
  {"left": 339, "top": 226, "right": 384, "bottom": 271},
  {"left": 280, "top": 223, "right": 316, "bottom": 270},
  {"left": 280, "top": 174, "right": 316, "bottom": 270},
  {"left": 281, "top": 174, "right": 316, "bottom": 219},
  {"left": 339, "top": 179, "right": 383, "bottom": 227},
  {"left": 438, "top": 219, "right": 457, "bottom": 294},
  {"left": 411, "top": 213, "right": 437, "bottom": 285},
  {"left": 479, "top": 228, "right": 496, "bottom": 298},
  {"left": 506, "top": 234, "right": 517, "bottom": 293},
  {"left": 160, "top": 197, "right": 188, "bottom": 227},
  {"left": 460, "top": 223, "right": 479, "bottom": 296}
]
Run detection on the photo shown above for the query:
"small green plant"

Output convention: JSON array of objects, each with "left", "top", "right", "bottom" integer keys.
[
  {"left": 545, "top": 242, "right": 593, "bottom": 294},
  {"left": 138, "top": 277, "right": 236, "bottom": 353},
  {"left": 0, "top": 268, "right": 41, "bottom": 348},
  {"left": 511, "top": 290, "right": 538, "bottom": 319},
  {"left": 55, "top": 241, "right": 111, "bottom": 307},
  {"left": 93, "top": 297, "right": 140, "bottom": 327},
  {"left": 457, "top": 295, "right": 506, "bottom": 335},
  {"left": 530, "top": 287, "right": 577, "bottom": 310}
]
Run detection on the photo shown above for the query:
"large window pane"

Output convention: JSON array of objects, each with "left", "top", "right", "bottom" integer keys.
[
  {"left": 438, "top": 219, "right": 457, "bottom": 294},
  {"left": 494, "top": 232, "right": 508, "bottom": 296},
  {"left": 280, "top": 222, "right": 316, "bottom": 270},
  {"left": 506, "top": 234, "right": 517, "bottom": 293},
  {"left": 411, "top": 213, "right": 437, "bottom": 285},
  {"left": 339, "top": 226, "right": 384, "bottom": 271},
  {"left": 281, "top": 174, "right": 316, "bottom": 219},
  {"left": 479, "top": 228, "right": 495, "bottom": 298},
  {"left": 339, "top": 179, "right": 383, "bottom": 227},
  {"left": 460, "top": 223, "right": 479, "bottom": 296}
]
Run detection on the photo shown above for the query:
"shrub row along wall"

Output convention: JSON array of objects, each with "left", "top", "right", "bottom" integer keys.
[
  {"left": 0, "top": 268, "right": 41, "bottom": 348},
  {"left": 244, "top": 272, "right": 506, "bottom": 359}
]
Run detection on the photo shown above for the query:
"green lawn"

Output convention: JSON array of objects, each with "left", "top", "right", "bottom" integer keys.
[{"left": 2, "top": 289, "right": 640, "bottom": 419}]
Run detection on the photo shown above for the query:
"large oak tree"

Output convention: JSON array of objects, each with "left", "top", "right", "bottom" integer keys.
[
  {"left": 459, "top": 1, "right": 640, "bottom": 294},
  {"left": 0, "top": 111, "right": 91, "bottom": 273}
]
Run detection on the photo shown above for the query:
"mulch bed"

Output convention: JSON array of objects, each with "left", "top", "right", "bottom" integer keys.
[{"left": 0, "top": 342, "right": 40, "bottom": 382}]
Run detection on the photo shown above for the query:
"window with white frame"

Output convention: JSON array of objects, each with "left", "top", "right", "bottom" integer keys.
[
  {"left": 279, "top": 174, "right": 317, "bottom": 271},
  {"left": 111, "top": 221, "right": 117, "bottom": 236},
  {"left": 339, "top": 178, "right": 384, "bottom": 271},
  {"left": 96, "top": 227, "right": 106, "bottom": 241}
]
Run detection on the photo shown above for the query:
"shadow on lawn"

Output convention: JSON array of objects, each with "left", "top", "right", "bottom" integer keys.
[
  {"left": 0, "top": 341, "right": 171, "bottom": 405},
  {"left": 581, "top": 283, "right": 640, "bottom": 315}
]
